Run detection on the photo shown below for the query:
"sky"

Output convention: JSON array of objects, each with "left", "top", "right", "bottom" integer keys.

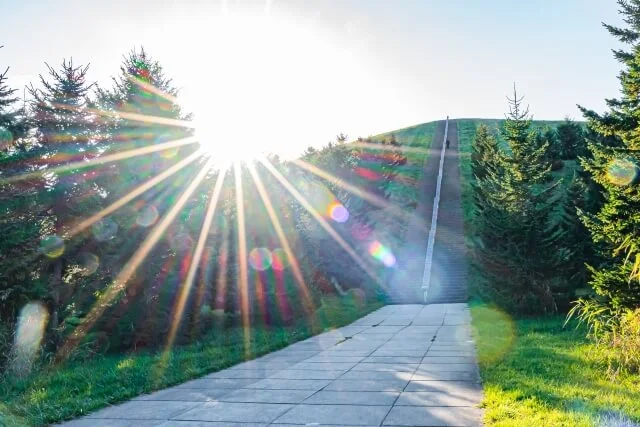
[{"left": 0, "top": 0, "right": 625, "bottom": 157}]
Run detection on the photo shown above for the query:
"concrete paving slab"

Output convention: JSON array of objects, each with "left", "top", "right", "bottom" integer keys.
[
  {"left": 85, "top": 401, "right": 199, "bottom": 420},
  {"left": 303, "top": 390, "right": 399, "bottom": 406},
  {"left": 219, "top": 388, "right": 315, "bottom": 403},
  {"left": 268, "top": 369, "right": 346, "bottom": 380},
  {"left": 175, "top": 378, "right": 259, "bottom": 389},
  {"left": 274, "top": 404, "right": 391, "bottom": 425},
  {"left": 351, "top": 363, "right": 418, "bottom": 372},
  {"left": 62, "top": 420, "right": 164, "bottom": 427},
  {"left": 412, "top": 371, "right": 479, "bottom": 381},
  {"left": 134, "top": 388, "right": 231, "bottom": 402},
  {"left": 290, "top": 361, "right": 357, "bottom": 370},
  {"left": 159, "top": 422, "right": 266, "bottom": 427},
  {"left": 324, "top": 379, "right": 409, "bottom": 392},
  {"left": 173, "top": 402, "right": 292, "bottom": 423},
  {"left": 383, "top": 406, "right": 481, "bottom": 426},
  {"left": 244, "top": 378, "right": 332, "bottom": 390},
  {"left": 364, "top": 356, "right": 423, "bottom": 364},
  {"left": 395, "top": 391, "right": 479, "bottom": 407},
  {"left": 404, "top": 381, "right": 483, "bottom": 394}
]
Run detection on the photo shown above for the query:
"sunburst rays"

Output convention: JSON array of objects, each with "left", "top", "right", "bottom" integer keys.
[{"left": 12, "top": 74, "right": 424, "bottom": 361}]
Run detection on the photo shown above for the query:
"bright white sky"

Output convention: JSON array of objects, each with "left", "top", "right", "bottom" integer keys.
[{"left": 1, "top": 0, "right": 625, "bottom": 158}]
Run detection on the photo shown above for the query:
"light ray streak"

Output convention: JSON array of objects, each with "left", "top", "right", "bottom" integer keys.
[
  {"left": 69, "top": 150, "right": 203, "bottom": 237},
  {"left": 258, "top": 157, "right": 386, "bottom": 291},
  {"left": 215, "top": 226, "right": 230, "bottom": 311},
  {"left": 126, "top": 75, "right": 179, "bottom": 104},
  {"left": 350, "top": 141, "right": 429, "bottom": 155},
  {"left": 246, "top": 163, "right": 315, "bottom": 314},
  {"left": 2, "top": 136, "right": 199, "bottom": 184},
  {"left": 57, "top": 158, "right": 214, "bottom": 360},
  {"left": 234, "top": 162, "right": 251, "bottom": 357},
  {"left": 292, "top": 158, "right": 423, "bottom": 230},
  {"left": 165, "top": 167, "right": 227, "bottom": 350},
  {"left": 52, "top": 102, "right": 193, "bottom": 129}
]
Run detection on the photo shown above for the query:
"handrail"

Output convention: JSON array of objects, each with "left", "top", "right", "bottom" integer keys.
[{"left": 421, "top": 116, "right": 449, "bottom": 303}]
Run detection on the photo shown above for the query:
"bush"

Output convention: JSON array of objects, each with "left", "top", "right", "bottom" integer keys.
[{"left": 568, "top": 301, "right": 640, "bottom": 375}]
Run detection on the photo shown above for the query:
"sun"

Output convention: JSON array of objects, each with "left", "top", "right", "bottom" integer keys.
[{"left": 184, "top": 10, "right": 360, "bottom": 167}]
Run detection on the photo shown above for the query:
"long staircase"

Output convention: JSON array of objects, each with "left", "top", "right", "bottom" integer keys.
[{"left": 388, "top": 119, "right": 468, "bottom": 304}]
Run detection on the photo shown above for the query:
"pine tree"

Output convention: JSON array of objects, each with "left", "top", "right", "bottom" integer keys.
[
  {"left": 577, "top": 0, "right": 640, "bottom": 313},
  {"left": 27, "top": 59, "right": 100, "bottom": 330},
  {"left": 0, "top": 46, "right": 25, "bottom": 147},
  {"left": 550, "top": 175, "right": 592, "bottom": 309},
  {"left": 94, "top": 48, "right": 195, "bottom": 198},
  {"left": 474, "top": 87, "right": 561, "bottom": 313},
  {"left": 471, "top": 123, "right": 500, "bottom": 181},
  {"left": 557, "top": 118, "right": 586, "bottom": 160}
]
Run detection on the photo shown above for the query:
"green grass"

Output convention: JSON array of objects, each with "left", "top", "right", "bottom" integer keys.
[
  {"left": 459, "top": 119, "right": 640, "bottom": 425},
  {"left": 0, "top": 296, "right": 382, "bottom": 426},
  {"left": 471, "top": 305, "right": 640, "bottom": 426}
]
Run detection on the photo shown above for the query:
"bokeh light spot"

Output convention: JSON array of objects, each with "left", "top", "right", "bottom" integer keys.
[
  {"left": 12, "top": 302, "right": 48, "bottom": 375},
  {"left": 78, "top": 253, "right": 99, "bottom": 276},
  {"left": 40, "top": 235, "right": 65, "bottom": 259},
  {"left": 329, "top": 202, "right": 349, "bottom": 223},
  {"left": 136, "top": 204, "right": 159, "bottom": 227},
  {"left": 368, "top": 241, "right": 396, "bottom": 267},
  {"left": 606, "top": 158, "right": 638, "bottom": 186},
  {"left": 271, "top": 248, "right": 289, "bottom": 271},
  {"left": 249, "top": 247, "right": 272, "bottom": 271},
  {"left": 471, "top": 304, "right": 516, "bottom": 366},
  {"left": 92, "top": 218, "right": 119, "bottom": 242}
]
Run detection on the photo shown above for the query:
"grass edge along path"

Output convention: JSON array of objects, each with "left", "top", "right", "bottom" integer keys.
[
  {"left": 458, "top": 119, "right": 640, "bottom": 426},
  {"left": 0, "top": 296, "right": 382, "bottom": 426}
]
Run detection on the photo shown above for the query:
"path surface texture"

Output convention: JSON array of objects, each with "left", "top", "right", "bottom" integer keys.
[
  {"left": 62, "top": 304, "right": 482, "bottom": 426},
  {"left": 389, "top": 120, "right": 468, "bottom": 304}
]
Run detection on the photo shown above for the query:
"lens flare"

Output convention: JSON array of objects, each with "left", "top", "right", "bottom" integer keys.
[
  {"left": 12, "top": 302, "right": 48, "bottom": 375},
  {"left": 271, "top": 248, "right": 289, "bottom": 271},
  {"left": 329, "top": 202, "right": 349, "bottom": 223},
  {"left": 92, "top": 218, "right": 118, "bottom": 242},
  {"left": 40, "top": 235, "right": 65, "bottom": 259},
  {"left": 136, "top": 204, "right": 159, "bottom": 227},
  {"left": 368, "top": 241, "right": 396, "bottom": 267},
  {"left": 606, "top": 158, "right": 638, "bottom": 186},
  {"left": 78, "top": 252, "right": 99, "bottom": 276},
  {"left": 249, "top": 247, "right": 273, "bottom": 271}
]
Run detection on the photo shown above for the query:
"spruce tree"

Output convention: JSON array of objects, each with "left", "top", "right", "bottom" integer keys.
[
  {"left": 557, "top": 118, "right": 586, "bottom": 160},
  {"left": 28, "top": 59, "right": 100, "bottom": 330},
  {"left": 474, "top": 87, "right": 561, "bottom": 313},
  {"left": 577, "top": 0, "right": 640, "bottom": 314},
  {"left": 551, "top": 175, "right": 591, "bottom": 309},
  {"left": 471, "top": 123, "right": 500, "bottom": 181},
  {"left": 94, "top": 48, "right": 195, "bottom": 197}
]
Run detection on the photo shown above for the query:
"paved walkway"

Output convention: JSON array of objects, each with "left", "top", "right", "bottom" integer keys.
[{"left": 62, "top": 304, "right": 482, "bottom": 427}]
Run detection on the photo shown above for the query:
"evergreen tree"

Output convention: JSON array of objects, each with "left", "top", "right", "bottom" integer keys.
[
  {"left": 94, "top": 48, "right": 195, "bottom": 198},
  {"left": 577, "top": 0, "right": 640, "bottom": 314},
  {"left": 557, "top": 118, "right": 586, "bottom": 160},
  {"left": 0, "top": 46, "right": 26, "bottom": 147},
  {"left": 471, "top": 123, "right": 500, "bottom": 181},
  {"left": 550, "top": 175, "right": 591, "bottom": 309},
  {"left": 474, "top": 87, "right": 561, "bottom": 313},
  {"left": 28, "top": 59, "right": 100, "bottom": 330}
]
